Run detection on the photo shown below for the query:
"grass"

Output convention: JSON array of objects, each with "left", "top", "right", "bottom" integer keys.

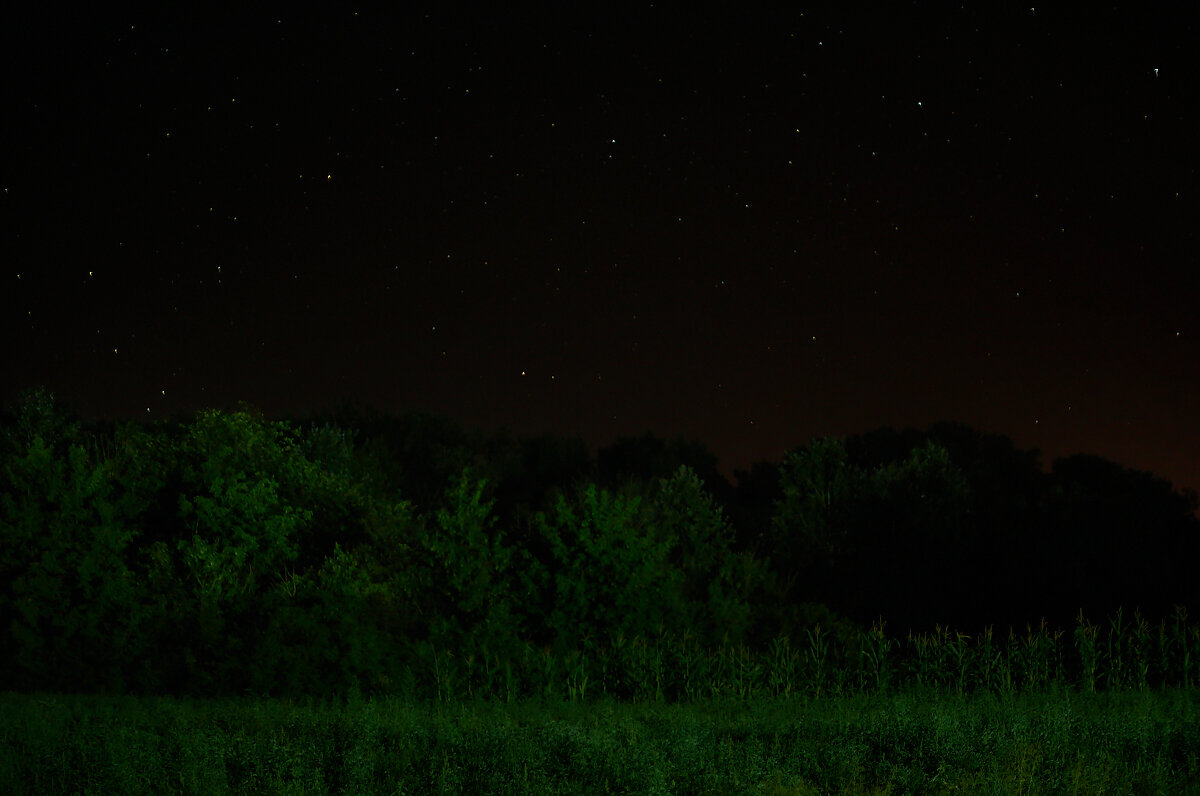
[
  {"left": 406, "top": 607, "right": 1200, "bottom": 705},
  {"left": 3, "top": 607, "right": 1199, "bottom": 793},
  {"left": 2, "top": 687, "right": 1199, "bottom": 794}
]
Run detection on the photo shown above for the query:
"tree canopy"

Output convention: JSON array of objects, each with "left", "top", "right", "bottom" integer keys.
[{"left": 2, "top": 389, "right": 1196, "bottom": 698}]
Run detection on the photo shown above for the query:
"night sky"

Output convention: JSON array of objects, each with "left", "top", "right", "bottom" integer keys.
[{"left": 4, "top": 6, "right": 1198, "bottom": 497}]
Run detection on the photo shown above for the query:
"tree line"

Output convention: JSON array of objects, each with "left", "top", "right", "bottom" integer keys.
[{"left": 1, "top": 386, "right": 1196, "bottom": 698}]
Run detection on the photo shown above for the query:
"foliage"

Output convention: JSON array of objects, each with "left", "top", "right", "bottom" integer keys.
[
  {"left": 2, "top": 387, "right": 1199, "bottom": 702},
  {"left": 845, "top": 439, "right": 974, "bottom": 628},
  {"left": 771, "top": 436, "right": 860, "bottom": 570},
  {"left": 4, "top": 688, "right": 1199, "bottom": 795},
  {"left": 422, "top": 467, "right": 526, "bottom": 662},
  {"left": 647, "top": 465, "right": 763, "bottom": 646},
  {"left": 771, "top": 437, "right": 977, "bottom": 630},
  {"left": 530, "top": 482, "right": 681, "bottom": 648},
  {"left": 0, "top": 434, "right": 139, "bottom": 691},
  {"left": 0, "top": 386, "right": 80, "bottom": 456}
]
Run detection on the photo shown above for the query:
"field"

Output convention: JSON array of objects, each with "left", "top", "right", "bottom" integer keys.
[
  {"left": 2, "top": 687, "right": 1198, "bottom": 794},
  {"left": 6, "top": 399, "right": 1200, "bottom": 791},
  {"left": 3, "top": 609, "right": 1200, "bottom": 795}
]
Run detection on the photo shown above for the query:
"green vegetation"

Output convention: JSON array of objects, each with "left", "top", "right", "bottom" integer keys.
[
  {"left": 2, "top": 388, "right": 1197, "bottom": 701},
  {"left": 3, "top": 688, "right": 1198, "bottom": 794},
  {"left": 3, "top": 387, "right": 1200, "bottom": 791}
]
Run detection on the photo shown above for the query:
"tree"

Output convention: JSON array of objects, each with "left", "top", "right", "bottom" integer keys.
[
  {"left": 728, "top": 459, "right": 782, "bottom": 555},
  {"left": 597, "top": 433, "right": 732, "bottom": 505},
  {"left": 770, "top": 436, "right": 861, "bottom": 576},
  {"left": 1041, "top": 454, "right": 1200, "bottom": 624},
  {"left": 422, "top": 467, "right": 525, "bottom": 659},
  {"left": 0, "top": 410, "right": 141, "bottom": 692},
  {"left": 648, "top": 465, "right": 761, "bottom": 645},
  {"left": 840, "top": 439, "right": 972, "bottom": 631},
  {"left": 530, "top": 482, "right": 681, "bottom": 648},
  {"left": 0, "top": 386, "right": 80, "bottom": 456}
]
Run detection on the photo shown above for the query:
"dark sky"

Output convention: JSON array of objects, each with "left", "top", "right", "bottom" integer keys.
[{"left": 4, "top": 6, "right": 1198, "bottom": 496}]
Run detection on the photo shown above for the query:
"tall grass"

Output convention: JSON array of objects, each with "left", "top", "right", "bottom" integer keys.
[
  {"left": 4, "top": 687, "right": 1198, "bottom": 794},
  {"left": 4, "top": 608, "right": 1198, "bottom": 793},
  {"left": 398, "top": 606, "right": 1200, "bottom": 704}
]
